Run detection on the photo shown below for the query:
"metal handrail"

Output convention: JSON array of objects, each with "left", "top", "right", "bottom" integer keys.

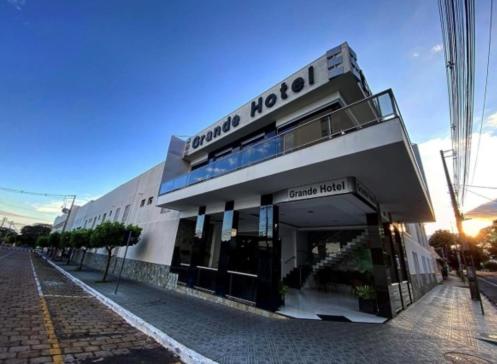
[
  {"left": 284, "top": 255, "right": 296, "bottom": 264},
  {"left": 160, "top": 89, "right": 400, "bottom": 195},
  {"left": 197, "top": 265, "right": 218, "bottom": 271},
  {"left": 227, "top": 270, "right": 258, "bottom": 278}
]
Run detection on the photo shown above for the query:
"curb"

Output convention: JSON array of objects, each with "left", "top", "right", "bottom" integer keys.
[{"left": 38, "top": 254, "right": 217, "bottom": 364}]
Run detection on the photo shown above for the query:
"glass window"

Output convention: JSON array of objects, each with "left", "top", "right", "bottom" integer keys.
[
  {"left": 195, "top": 214, "right": 206, "bottom": 239},
  {"left": 122, "top": 205, "right": 130, "bottom": 223},
  {"left": 221, "top": 210, "right": 234, "bottom": 242},
  {"left": 114, "top": 207, "right": 121, "bottom": 222},
  {"left": 140, "top": 199, "right": 145, "bottom": 207},
  {"left": 258, "top": 205, "right": 273, "bottom": 238},
  {"left": 412, "top": 252, "right": 420, "bottom": 274},
  {"left": 147, "top": 197, "right": 153, "bottom": 205}
]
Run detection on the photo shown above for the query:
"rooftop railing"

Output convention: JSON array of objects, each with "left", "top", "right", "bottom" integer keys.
[{"left": 159, "top": 89, "right": 407, "bottom": 195}]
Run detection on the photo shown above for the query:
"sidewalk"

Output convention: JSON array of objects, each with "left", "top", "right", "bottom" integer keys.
[{"left": 54, "top": 261, "right": 497, "bottom": 363}]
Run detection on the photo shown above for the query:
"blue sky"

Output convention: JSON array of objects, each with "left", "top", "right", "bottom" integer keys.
[{"left": 0, "top": 0, "right": 496, "bottom": 230}]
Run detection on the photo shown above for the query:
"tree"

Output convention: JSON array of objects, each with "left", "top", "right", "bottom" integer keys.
[
  {"left": 69, "top": 229, "right": 92, "bottom": 270},
  {"left": 36, "top": 235, "right": 50, "bottom": 250},
  {"left": 429, "top": 229, "right": 456, "bottom": 256},
  {"left": 477, "top": 220, "right": 497, "bottom": 258},
  {"left": 19, "top": 224, "right": 51, "bottom": 247},
  {"left": 0, "top": 227, "right": 16, "bottom": 244},
  {"left": 429, "top": 229, "right": 459, "bottom": 270},
  {"left": 5, "top": 233, "right": 18, "bottom": 246},
  {"left": 461, "top": 235, "right": 488, "bottom": 268},
  {"left": 90, "top": 221, "right": 142, "bottom": 282},
  {"left": 48, "top": 232, "right": 61, "bottom": 257},
  {"left": 60, "top": 231, "right": 72, "bottom": 263}
]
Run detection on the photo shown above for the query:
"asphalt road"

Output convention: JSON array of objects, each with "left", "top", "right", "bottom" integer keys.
[
  {"left": 478, "top": 271, "right": 497, "bottom": 306},
  {"left": 0, "top": 246, "right": 180, "bottom": 364}
]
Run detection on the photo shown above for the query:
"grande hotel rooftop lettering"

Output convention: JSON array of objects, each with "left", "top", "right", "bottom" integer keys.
[{"left": 191, "top": 66, "right": 315, "bottom": 150}]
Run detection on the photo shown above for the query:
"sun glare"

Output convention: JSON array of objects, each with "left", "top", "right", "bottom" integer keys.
[{"left": 463, "top": 218, "right": 493, "bottom": 237}]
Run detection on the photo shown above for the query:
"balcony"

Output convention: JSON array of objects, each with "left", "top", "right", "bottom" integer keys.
[
  {"left": 157, "top": 89, "right": 433, "bottom": 222},
  {"left": 160, "top": 90, "right": 405, "bottom": 196}
]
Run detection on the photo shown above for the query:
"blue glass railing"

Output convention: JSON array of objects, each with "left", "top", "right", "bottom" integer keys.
[
  {"left": 160, "top": 90, "right": 401, "bottom": 195},
  {"left": 159, "top": 137, "right": 283, "bottom": 194}
]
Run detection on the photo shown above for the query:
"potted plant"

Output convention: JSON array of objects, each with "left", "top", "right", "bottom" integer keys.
[
  {"left": 279, "top": 282, "right": 289, "bottom": 305},
  {"left": 354, "top": 285, "right": 377, "bottom": 314}
]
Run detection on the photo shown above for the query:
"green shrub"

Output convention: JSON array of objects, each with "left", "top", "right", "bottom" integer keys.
[{"left": 354, "top": 285, "right": 376, "bottom": 300}]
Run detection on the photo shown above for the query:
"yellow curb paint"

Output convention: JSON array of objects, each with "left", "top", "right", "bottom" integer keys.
[
  {"left": 39, "top": 296, "right": 63, "bottom": 364},
  {"left": 30, "top": 255, "right": 64, "bottom": 364}
]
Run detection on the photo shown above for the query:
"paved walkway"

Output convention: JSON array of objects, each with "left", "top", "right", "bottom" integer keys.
[
  {"left": 55, "top": 259, "right": 497, "bottom": 363},
  {"left": 0, "top": 247, "right": 179, "bottom": 364}
]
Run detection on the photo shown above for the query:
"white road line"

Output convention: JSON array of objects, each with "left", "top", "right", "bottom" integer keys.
[
  {"left": 0, "top": 251, "right": 14, "bottom": 261},
  {"left": 30, "top": 254, "right": 44, "bottom": 297},
  {"left": 479, "top": 276, "right": 497, "bottom": 288},
  {"left": 43, "top": 294, "right": 91, "bottom": 298},
  {"left": 41, "top": 254, "right": 217, "bottom": 364}
]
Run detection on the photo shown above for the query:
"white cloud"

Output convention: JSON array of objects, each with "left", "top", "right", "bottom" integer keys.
[
  {"left": 412, "top": 52, "right": 420, "bottom": 58},
  {"left": 419, "top": 132, "right": 497, "bottom": 236},
  {"left": 32, "top": 200, "right": 63, "bottom": 214},
  {"left": 431, "top": 44, "right": 443, "bottom": 54},
  {"left": 486, "top": 111, "right": 497, "bottom": 128}
]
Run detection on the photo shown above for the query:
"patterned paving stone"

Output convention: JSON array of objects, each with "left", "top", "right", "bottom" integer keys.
[
  {"left": 0, "top": 247, "right": 180, "bottom": 364},
  {"left": 55, "top": 259, "right": 497, "bottom": 363}
]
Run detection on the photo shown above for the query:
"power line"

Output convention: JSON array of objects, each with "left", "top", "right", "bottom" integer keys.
[
  {"left": 466, "top": 184, "right": 497, "bottom": 190},
  {"left": 471, "top": 0, "right": 494, "bottom": 184},
  {"left": 0, "top": 186, "right": 75, "bottom": 198},
  {"left": 466, "top": 188, "right": 495, "bottom": 201},
  {"left": 438, "top": 0, "right": 476, "bottom": 205}
]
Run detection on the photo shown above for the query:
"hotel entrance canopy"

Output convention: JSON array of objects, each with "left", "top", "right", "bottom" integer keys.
[{"left": 157, "top": 90, "right": 434, "bottom": 223}]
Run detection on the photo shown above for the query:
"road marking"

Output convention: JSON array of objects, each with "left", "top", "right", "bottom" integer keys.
[
  {"left": 478, "top": 276, "right": 497, "bottom": 288},
  {"left": 30, "top": 255, "right": 64, "bottom": 364},
  {"left": 30, "top": 254, "right": 44, "bottom": 297},
  {"left": 44, "top": 294, "right": 91, "bottom": 298},
  {"left": 0, "top": 251, "right": 14, "bottom": 261},
  {"left": 42, "top": 254, "right": 217, "bottom": 364}
]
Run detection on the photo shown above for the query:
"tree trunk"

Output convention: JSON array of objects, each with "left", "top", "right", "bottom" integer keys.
[
  {"left": 102, "top": 247, "right": 113, "bottom": 282},
  {"left": 78, "top": 249, "right": 87, "bottom": 271},
  {"left": 66, "top": 248, "right": 73, "bottom": 265}
]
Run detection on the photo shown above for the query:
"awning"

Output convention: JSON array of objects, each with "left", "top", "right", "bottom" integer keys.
[{"left": 465, "top": 199, "right": 497, "bottom": 219}]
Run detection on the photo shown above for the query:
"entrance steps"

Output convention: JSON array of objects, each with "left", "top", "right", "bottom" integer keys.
[
  {"left": 311, "top": 230, "right": 368, "bottom": 272},
  {"left": 282, "top": 229, "right": 368, "bottom": 289}
]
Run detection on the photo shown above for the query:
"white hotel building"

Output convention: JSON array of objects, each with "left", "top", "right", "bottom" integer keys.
[{"left": 59, "top": 43, "right": 437, "bottom": 321}]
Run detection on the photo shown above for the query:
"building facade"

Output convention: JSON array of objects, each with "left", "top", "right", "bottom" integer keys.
[
  {"left": 61, "top": 43, "right": 436, "bottom": 321},
  {"left": 68, "top": 162, "right": 181, "bottom": 288}
]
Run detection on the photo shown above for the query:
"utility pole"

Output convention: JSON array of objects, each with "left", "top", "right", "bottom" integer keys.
[
  {"left": 440, "top": 150, "right": 465, "bottom": 276},
  {"left": 61, "top": 195, "right": 76, "bottom": 234},
  {"left": 440, "top": 150, "right": 484, "bottom": 314},
  {"left": 60, "top": 195, "right": 76, "bottom": 263}
]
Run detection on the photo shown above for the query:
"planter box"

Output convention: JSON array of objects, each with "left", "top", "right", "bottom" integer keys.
[{"left": 358, "top": 298, "right": 377, "bottom": 314}]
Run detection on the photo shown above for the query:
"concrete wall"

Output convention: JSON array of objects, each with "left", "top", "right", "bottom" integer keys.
[
  {"left": 403, "top": 223, "right": 438, "bottom": 299},
  {"left": 70, "top": 250, "right": 177, "bottom": 289},
  {"left": 63, "top": 162, "right": 181, "bottom": 288}
]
